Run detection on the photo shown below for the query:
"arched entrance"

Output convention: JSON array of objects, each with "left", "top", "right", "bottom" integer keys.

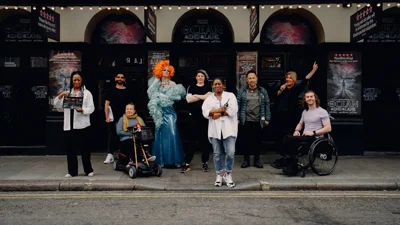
[
  {"left": 84, "top": 9, "right": 145, "bottom": 44},
  {"left": 260, "top": 8, "right": 325, "bottom": 44}
]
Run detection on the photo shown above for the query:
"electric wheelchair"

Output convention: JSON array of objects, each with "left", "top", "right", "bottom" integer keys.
[{"left": 296, "top": 133, "right": 338, "bottom": 177}]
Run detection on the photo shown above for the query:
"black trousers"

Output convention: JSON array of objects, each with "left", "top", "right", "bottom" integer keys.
[
  {"left": 282, "top": 135, "right": 315, "bottom": 157},
  {"left": 107, "top": 121, "right": 119, "bottom": 154},
  {"left": 274, "top": 111, "right": 301, "bottom": 154},
  {"left": 184, "top": 117, "right": 211, "bottom": 164},
  {"left": 240, "top": 121, "right": 262, "bottom": 161},
  {"left": 64, "top": 127, "right": 93, "bottom": 176}
]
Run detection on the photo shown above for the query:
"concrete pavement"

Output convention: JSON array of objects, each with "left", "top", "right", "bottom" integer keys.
[{"left": 0, "top": 153, "right": 400, "bottom": 191}]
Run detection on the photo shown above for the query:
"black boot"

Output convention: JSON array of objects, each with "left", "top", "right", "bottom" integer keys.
[
  {"left": 254, "top": 159, "right": 264, "bottom": 168},
  {"left": 241, "top": 160, "right": 250, "bottom": 168}
]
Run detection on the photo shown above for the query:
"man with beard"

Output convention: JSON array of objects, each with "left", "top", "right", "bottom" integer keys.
[
  {"left": 271, "top": 90, "right": 331, "bottom": 175},
  {"left": 237, "top": 71, "right": 271, "bottom": 168},
  {"left": 104, "top": 73, "right": 134, "bottom": 164}
]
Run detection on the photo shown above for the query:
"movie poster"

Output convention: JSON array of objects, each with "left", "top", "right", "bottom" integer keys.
[
  {"left": 147, "top": 50, "right": 169, "bottom": 79},
  {"left": 48, "top": 51, "right": 82, "bottom": 112},
  {"left": 236, "top": 51, "right": 257, "bottom": 91},
  {"left": 327, "top": 52, "right": 362, "bottom": 115}
]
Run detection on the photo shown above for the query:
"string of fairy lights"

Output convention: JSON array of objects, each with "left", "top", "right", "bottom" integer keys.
[{"left": 1, "top": 2, "right": 400, "bottom": 11}]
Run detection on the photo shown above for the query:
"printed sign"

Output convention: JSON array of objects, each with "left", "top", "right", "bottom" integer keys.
[
  {"left": 250, "top": 6, "right": 259, "bottom": 43},
  {"left": 350, "top": 4, "right": 382, "bottom": 42},
  {"left": 365, "top": 15, "right": 400, "bottom": 43},
  {"left": 62, "top": 96, "right": 83, "bottom": 109},
  {"left": 31, "top": 86, "right": 47, "bottom": 99},
  {"left": 31, "top": 7, "right": 60, "bottom": 41},
  {"left": 1, "top": 14, "right": 46, "bottom": 43},
  {"left": 0, "top": 85, "right": 12, "bottom": 98},
  {"left": 144, "top": 6, "right": 157, "bottom": 42},
  {"left": 236, "top": 51, "right": 257, "bottom": 91},
  {"left": 327, "top": 52, "right": 362, "bottom": 115},
  {"left": 363, "top": 88, "right": 381, "bottom": 101}
]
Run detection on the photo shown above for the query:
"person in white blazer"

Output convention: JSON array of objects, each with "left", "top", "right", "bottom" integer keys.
[
  {"left": 202, "top": 78, "right": 238, "bottom": 188},
  {"left": 53, "top": 71, "right": 95, "bottom": 178}
]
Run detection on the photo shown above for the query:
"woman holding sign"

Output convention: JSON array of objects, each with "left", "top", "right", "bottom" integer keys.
[{"left": 53, "top": 71, "right": 95, "bottom": 178}]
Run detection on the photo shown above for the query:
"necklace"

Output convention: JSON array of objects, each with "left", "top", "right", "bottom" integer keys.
[{"left": 161, "top": 80, "right": 170, "bottom": 88}]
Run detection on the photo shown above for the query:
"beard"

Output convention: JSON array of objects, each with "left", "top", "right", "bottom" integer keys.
[{"left": 116, "top": 80, "right": 124, "bottom": 85}]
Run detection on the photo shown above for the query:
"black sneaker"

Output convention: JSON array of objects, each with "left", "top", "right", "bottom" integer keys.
[
  {"left": 180, "top": 163, "right": 190, "bottom": 173},
  {"left": 270, "top": 157, "right": 287, "bottom": 169},
  {"left": 202, "top": 163, "right": 209, "bottom": 172}
]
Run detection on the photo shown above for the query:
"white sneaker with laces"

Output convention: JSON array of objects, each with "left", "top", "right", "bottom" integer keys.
[
  {"left": 223, "top": 173, "right": 235, "bottom": 188},
  {"left": 88, "top": 172, "right": 94, "bottom": 177},
  {"left": 215, "top": 174, "right": 223, "bottom": 187},
  {"left": 103, "top": 154, "right": 114, "bottom": 164},
  {"left": 65, "top": 174, "right": 72, "bottom": 178}
]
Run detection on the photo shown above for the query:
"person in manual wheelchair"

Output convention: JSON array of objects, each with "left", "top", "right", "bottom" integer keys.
[
  {"left": 271, "top": 90, "right": 332, "bottom": 175},
  {"left": 116, "top": 103, "right": 156, "bottom": 169}
]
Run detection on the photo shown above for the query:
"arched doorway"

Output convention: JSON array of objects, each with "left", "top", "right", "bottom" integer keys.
[
  {"left": 170, "top": 9, "right": 235, "bottom": 88},
  {"left": 260, "top": 8, "right": 324, "bottom": 44},
  {"left": 85, "top": 9, "right": 145, "bottom": 44}
]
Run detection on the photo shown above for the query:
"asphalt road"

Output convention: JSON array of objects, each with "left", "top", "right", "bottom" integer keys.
[{"left": 1, "top": 191, "right": 400, "bottom": 225}]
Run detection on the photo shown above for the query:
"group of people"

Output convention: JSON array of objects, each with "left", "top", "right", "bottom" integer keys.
[{"left": 55, "top": 60, "right": 332, "bottom": 188}]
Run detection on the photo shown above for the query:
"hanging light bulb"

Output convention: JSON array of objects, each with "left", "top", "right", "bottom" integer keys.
[
  {"left": 159, "top": 6, "right": 162, "bottom": 9},
  {"left": 308, "top": 5, "right": 312, "bottom": 8},
  {"left": 32, "top": 6, "right": 36, "bottom": 10},
  {"left": 98, "top": 7, "right": 101, "bottom": 10},
  {"left": 24, "top": 6, "right": 27, "bottom": 10},
  {"left": 224, "top": 6, "right": 227, "bottom": 9},
  {"left": 270, "top": 6, "right": 274, "bottom": 9},
  {"left": 187, "top": 6, "right": 190, "bottom": 9},
  {"left": 298, "top": 5, "right": 302, "bottom": 8},
  {"left": 347, "top": 3, "right": 351, "bottom": 8},
  {"left": 318, "top": 4, "right": 321, "bottom": 8},
  {"left": 5, "top": 6, "right": 8, "bottom": 9},
  {"left": 89, "top": 7, "right": 93, "bottom": 10},
  {"left": 252, "top": 6, "right": 255, "bottom": 9},
  {"left": 196, "top": 6, "right": 200, "bottom": 9},
  {"left": 327, "top": 4, "right": 331, "bottom": 8},
  {"left": 215, "top": 6, "right": 218, "bottom": 9},
  {"left": 70, "top": 7, "right": 74, "bottom": 10},
  {"left": 234, "top": 6, "right": 237, "bottom": 9},
  {"left": 243, "top": 6, "right": 247, "bottom": 9},
  {"left": 387, "top": 3, "right": 391, "bottom": 7},
  {"left": 178, "top": 6, "right": 181, "bottom": 9},
  {"left": 289, "top": 5, "right": 293, "bottom": 8},
  {"left": 337, "top": 4, "right": 341, "bottom": 8},
  {"left": 144, "top": 6, "right": 147, "bottom": 10},
  {"left": 80, "top": 7, "right": 83, "bottom": 10},
  {"left": 42, "top": 6, "right": 45, "bottom": 10},
  {"left": 377, "top": 3, "right": 381, "bottom": 7},
  {"left": 206, "top": 6, "right": 209, "bottom": 10},
  {"left": 116, "top": 7, "right": 120, "bottom": 10},
  {"left": 61, "top": 7, "right": 64, "bottom": 10},
  {"left": 169, "top": 6, "right": 172, "bottom": 10},
  {"left": 280, "top": 5, "right": 284, "bottom": 9},
  {"left": 357, "top": 4, "right": 361, "bottom": 8},
  {"left": 261, "top": 5, "right": 264, "bottom": 9}
]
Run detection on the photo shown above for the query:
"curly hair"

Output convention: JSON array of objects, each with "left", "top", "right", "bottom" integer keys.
[{"left": 153, "top": 60, "right": 175, "bottom": 79}]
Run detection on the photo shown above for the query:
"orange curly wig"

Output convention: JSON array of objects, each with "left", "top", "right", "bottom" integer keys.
[{"left": 153, "top": 60, "right": 175, "bottom": 79}]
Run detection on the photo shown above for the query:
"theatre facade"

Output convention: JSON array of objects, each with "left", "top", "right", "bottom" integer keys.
[{"left": 0, "top": 3, "right": 399, "bottom": 155}]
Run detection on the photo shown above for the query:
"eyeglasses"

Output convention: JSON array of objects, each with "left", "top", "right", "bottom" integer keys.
[{"left": 163, "top": 69, "right": 170, "bottom": 72}]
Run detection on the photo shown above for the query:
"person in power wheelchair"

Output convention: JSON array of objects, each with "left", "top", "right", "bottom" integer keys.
[
  {"left": 115, "top": 103, "right": 156, "bottom": 172},
  {"left": 271, "top": 90, "right": 332, "bottom": 175}
]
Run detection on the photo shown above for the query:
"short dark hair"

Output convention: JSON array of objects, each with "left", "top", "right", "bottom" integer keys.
[
  {"left": 212, "top": 77, "right": 225, "bottom": 85},
  {"left": 116, "top": 73, "right": 125, "bottom": 77},
  {"left": 246, "top": 70, "right": 257, "bottom": 78}
]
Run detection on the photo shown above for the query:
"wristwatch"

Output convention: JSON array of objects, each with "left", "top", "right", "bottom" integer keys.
[{"left": 313, "top": 131, "right": 316, "bottom": 136}]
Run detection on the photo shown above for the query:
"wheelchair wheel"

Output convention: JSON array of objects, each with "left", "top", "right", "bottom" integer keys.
[
  {"left": 128, "top": 166, "right": 137, "bottom": 179},
  {"left": 154, "top": 164, "right": 162, "bottom": 177},
  {"left": 113, "top": 159, "right": 119, "bottom": 171},
  {"left": 308, "top": 137, "right": 338, "bottom": 176},
  {"left": 297, "top": 146, "right": 311, "bottom": 169}
]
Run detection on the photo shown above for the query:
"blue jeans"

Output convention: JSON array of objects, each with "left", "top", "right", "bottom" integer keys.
[{"left": 210, "top": 136, "right": 236, "bottom": 174}]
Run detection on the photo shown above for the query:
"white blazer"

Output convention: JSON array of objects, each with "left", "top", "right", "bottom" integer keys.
[
  {"left": 202, "top": 91, "right": 238, "bottom": 140},
  {"left": 53, "top": 86, "right": 95, "bottom": 131}
]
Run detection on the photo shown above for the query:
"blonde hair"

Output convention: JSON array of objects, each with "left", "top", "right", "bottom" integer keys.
[{"left": 285, "top": 71, "right": 297, "bottom": 83}]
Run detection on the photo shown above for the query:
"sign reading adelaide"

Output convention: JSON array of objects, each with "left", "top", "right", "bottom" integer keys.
[
  {"left": 350, "top": 4, "right": 382, "bottom": 42},
  {"left": 173, "top": 12, "right": 233, "bottom": 44}
]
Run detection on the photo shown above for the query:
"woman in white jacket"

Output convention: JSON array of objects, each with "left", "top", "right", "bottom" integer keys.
[
  {"left": 53, "top": 71, "right": 95, "bottom": 178},
  {"left": 202, "top": 78, "right": 238, "bottom": 188}
]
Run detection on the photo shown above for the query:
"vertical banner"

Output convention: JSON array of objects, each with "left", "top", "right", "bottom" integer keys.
[
  {"left": 327, "top": 52, "right": 362, "bottom": 115},
  {"left": 250, "top": 6, "right": 259, "bottom": 43},
  {"left": 236, "top": 51, "right": 257, "bottom": 91},
  {"left": 48, "top": 51, "right": 82, "bottom": 112},
  {"left": 144, "top": 7, "right": 157, "bottom": 43},
  {"left": 31, "top": 7, "right": 60, "bottom": 42},
  {"left": 147, "top": 51, "right": 169, "bottom": 79}
]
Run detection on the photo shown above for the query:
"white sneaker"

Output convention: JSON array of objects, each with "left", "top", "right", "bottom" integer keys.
[
  {"left": 104, "top": 154, "right": 114, "bottom": 164},
  {"left": 88, "top": 172, "right": 94, "bottom": 177},
  {"left": 223, "top": 173, "right": 235, "bottom": 188},
  {"left": 65, "top": 174, "right": 72, "bottom": 178},
  {"left": 215, "top": 174, "right": 223, "bottom": 187},
  {"left": 148, "top": 156, "right": 156, "bottom": 162}
]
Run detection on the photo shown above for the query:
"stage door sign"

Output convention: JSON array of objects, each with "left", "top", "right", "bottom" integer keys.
[
  {"left": 327, "top": 52, "right": 362, "bottom": 115},
  {"left": 31, "top": 7, "right": 60, "bottom": 41},
  {"left": 236, "top": 51, "right": 257, "bottom": 91},
  {"left": 350, "top": 4, "right": 382, "bottom": 42}
]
